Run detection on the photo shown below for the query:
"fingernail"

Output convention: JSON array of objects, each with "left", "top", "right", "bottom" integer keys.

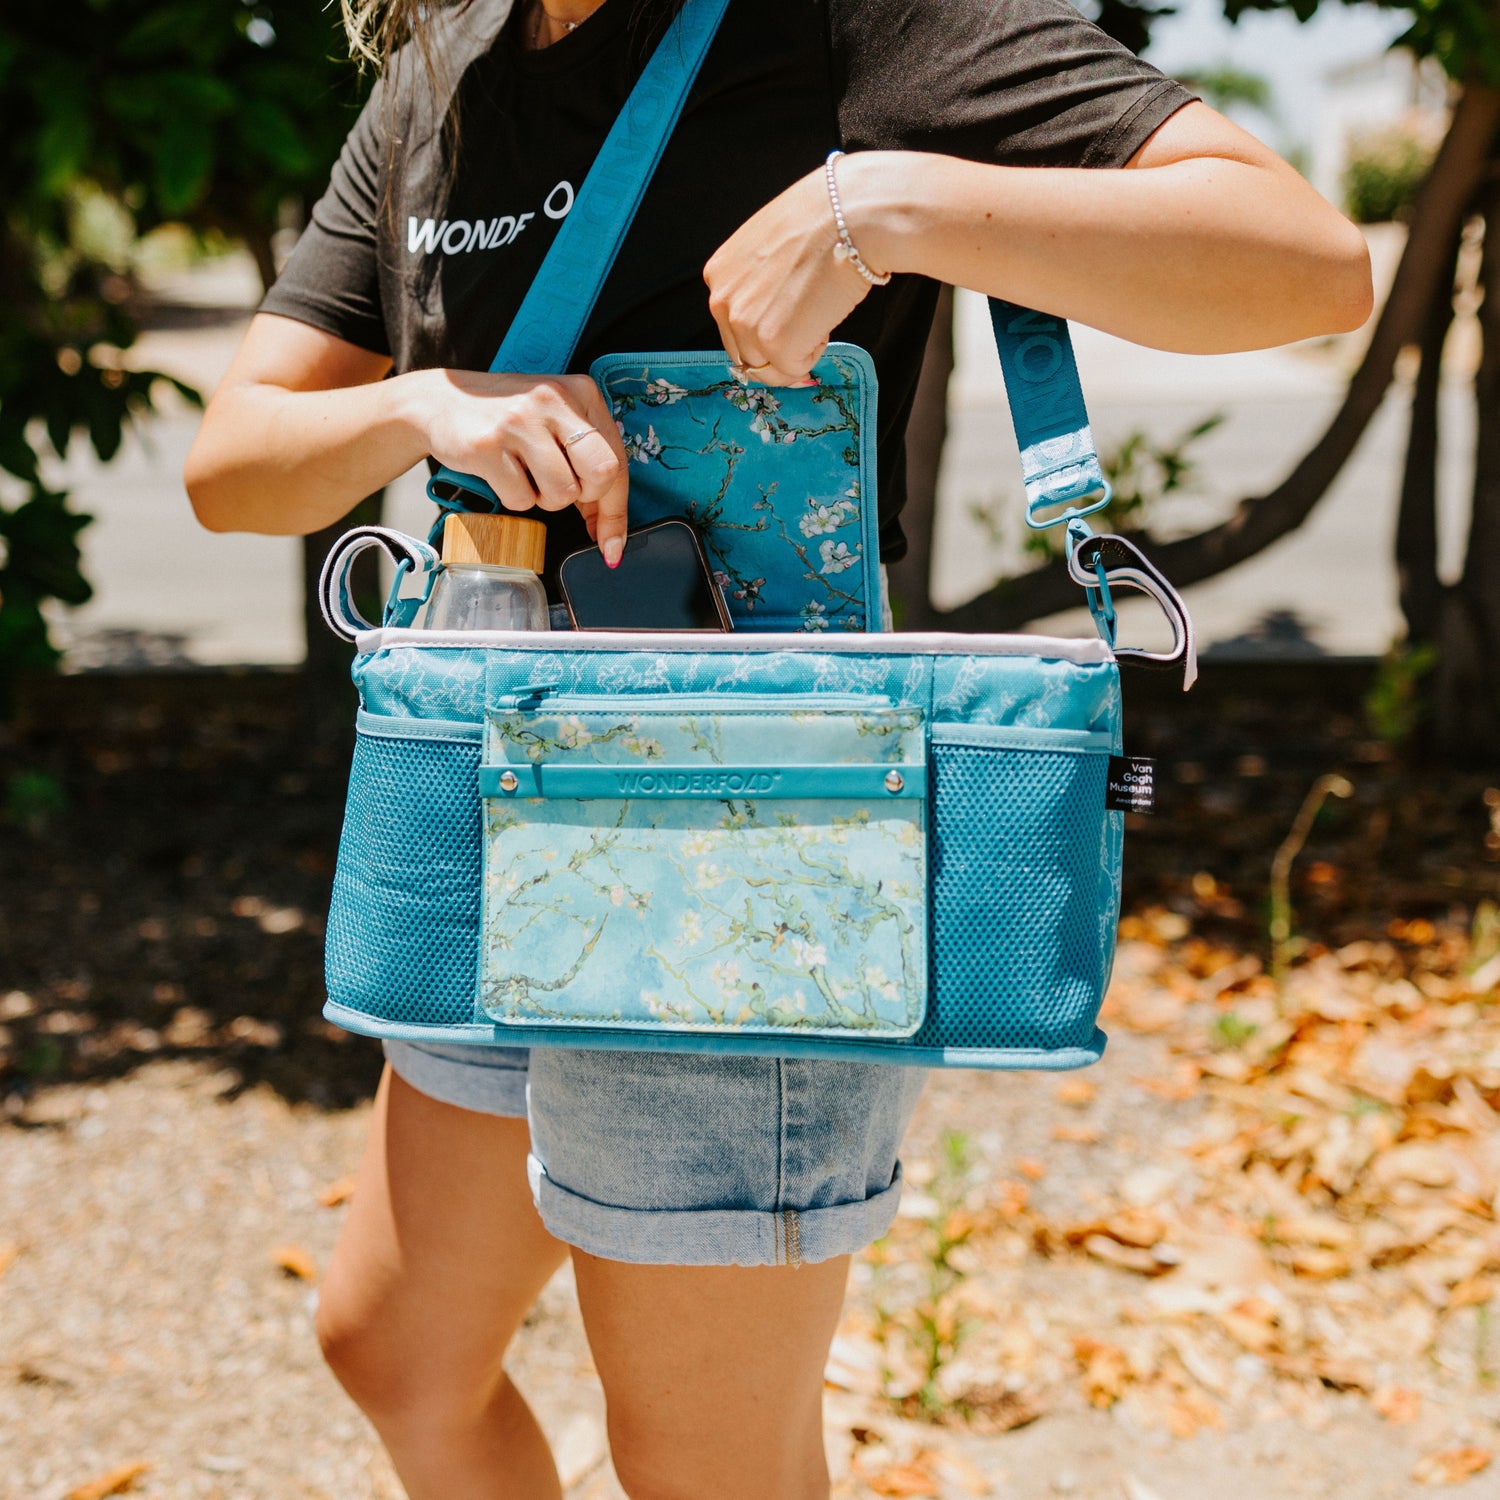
[
  {"left": 794, "top": 377, "right": 820, "bottom": 388},
  {"left": 603, "top": 537, "right": 624, "bottom": 570}
]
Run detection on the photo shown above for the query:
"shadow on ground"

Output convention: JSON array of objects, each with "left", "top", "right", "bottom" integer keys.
[
  {"left": 1, "top": 670, "right": 378, "bottom": 1115},
  {"left": 2, "top": 661, "right": 1496, "bottom": 1118}
]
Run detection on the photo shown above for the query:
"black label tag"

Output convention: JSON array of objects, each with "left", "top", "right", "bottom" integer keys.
[{"left": 1106, "top": 755, "right": 1156, "bottom": 814}]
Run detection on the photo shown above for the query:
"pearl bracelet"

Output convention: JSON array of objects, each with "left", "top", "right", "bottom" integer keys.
[{"left": 824, "top": 150, "right": 892, "bottom": 288}]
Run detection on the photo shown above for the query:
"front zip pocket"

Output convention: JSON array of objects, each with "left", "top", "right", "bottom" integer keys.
[{"left": 477, "top": 694, "right": 928, "bottom": 1038}]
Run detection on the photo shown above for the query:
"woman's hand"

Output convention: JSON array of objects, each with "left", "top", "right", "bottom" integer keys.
[
  {"left": 703, "top": 163, "right": 879, "bottom": 386},
  {"left": 185, "top": 318, "right": 633, "bottom": 559},
  {"left": 414, "top": 368, "right": 631, "bottom": 566}
]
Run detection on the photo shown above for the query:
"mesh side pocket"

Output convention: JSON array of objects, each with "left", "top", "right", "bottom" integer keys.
[
  {"left": 919, "top": 741, "right": 1116, "bottom": 1052},
  {"left": 325, "top": 733, "right": 482, "bottom": 1027}
]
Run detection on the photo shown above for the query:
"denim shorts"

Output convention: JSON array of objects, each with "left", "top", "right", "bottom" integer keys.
[{"left": 384, "top": 1040, "right": 927, "bottom": 1268}]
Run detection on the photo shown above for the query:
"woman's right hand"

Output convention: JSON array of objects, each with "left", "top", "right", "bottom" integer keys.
[
  {"left": 185, "top": 318, "right": 631, "bottom": 552},
  {"left": 414, "top": 369, "right": 632, "bottom": 567}
]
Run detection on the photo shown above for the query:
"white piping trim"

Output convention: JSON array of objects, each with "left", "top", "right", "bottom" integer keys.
[{"left": 355, "top": 627, "right": 1115, "bottom": 665}]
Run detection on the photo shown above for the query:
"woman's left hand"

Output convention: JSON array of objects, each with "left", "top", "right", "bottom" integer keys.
[{"left": 703, "top": 161, "right": 882, "bottom": 386}]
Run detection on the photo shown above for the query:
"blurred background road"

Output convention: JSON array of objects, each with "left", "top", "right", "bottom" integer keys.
[{"left": 43, "top": 227, "right": 1467, "bottom": 668}]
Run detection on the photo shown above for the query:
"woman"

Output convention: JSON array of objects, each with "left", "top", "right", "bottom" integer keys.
[{"left": 184, "top": 2, "right": 1371, "bottom": 1495}]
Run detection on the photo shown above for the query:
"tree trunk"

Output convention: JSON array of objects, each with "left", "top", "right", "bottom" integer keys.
[
  {"left": 241, "top": 225, "right": 279, "bottom": 304},
  {"left": 936, "top": 83, "right": 1500, "bottom": 634},
  {"left": 1435, "top": 168, "right": 1500, "bottom": 759},
  {"left": 888, "top": 284, "right": 954, "bottom": 630},
  {"left": 1397, "top": 224, "right": 1464, "bottom": 649}
]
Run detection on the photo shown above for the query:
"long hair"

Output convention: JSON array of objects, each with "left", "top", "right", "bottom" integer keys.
[
  {"left": 339, "top": 0, "right": 682, "bottom": 79},
  {"left": 343, "top": 0, "right": 685, "bottom": 235}
]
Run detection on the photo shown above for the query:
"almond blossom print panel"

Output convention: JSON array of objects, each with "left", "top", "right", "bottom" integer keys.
[
  {"left": 591, "top": 346, "right": 881, "bottom": 632},
  {"left": 478, "top": 705, "right": 928, "bottom": 1037}
]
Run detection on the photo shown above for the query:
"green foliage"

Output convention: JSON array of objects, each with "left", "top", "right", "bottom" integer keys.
[
  {"left": 1470, "top": 901, "right": 1500, "bottom": 978},
  {"left": 19, "top": 1036, "right": 66, "bottom": 1080},
  {"left": 1221, "top": 0, "right": 1500, "bottom": 85},
  {"left": 871, "top": 1129, "right": 980, "bottom": 1419},
  {"left": 1343, "top": 121, "right": 1442, "bottom": 223},
  {"left": 1211, "top": 1010, "right": 1259, "bottom": 1049},
  {"left": 5, "top": 768, "right": 67, "bottom": 836},
  {"left": 1365, "top": 638, "right": 1440, "bottom": 745},
  {"left": 968, "top": 413, "right": 1224, "bottom": 565},
  {"left": 1175, "top": 64, "right": 1275, "bottom": 116},
  {"left": 0, "top": 2, "right": 368, "bottom": 709},
  {"left": 1089, "top": 0, "right": 1180, "bottom": 55}
]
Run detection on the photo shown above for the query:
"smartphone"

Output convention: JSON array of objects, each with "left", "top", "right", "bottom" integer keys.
[{"left": 558, "top": 519, "right": 733, "bottom": 632}]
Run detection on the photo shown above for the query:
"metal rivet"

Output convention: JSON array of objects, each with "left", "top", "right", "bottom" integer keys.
[
  {"left": 498, "top": 770, "right": 520, "bottom": 794},
  {"left": 884, "top": 770, "right": 905, "bottom": 794}
]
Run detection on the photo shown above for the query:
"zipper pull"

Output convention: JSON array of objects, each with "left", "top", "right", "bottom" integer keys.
[{"left": 514, "top": 680, "right": 561, "bottom": 709}]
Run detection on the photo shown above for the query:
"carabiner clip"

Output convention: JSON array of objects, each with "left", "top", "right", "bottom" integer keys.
[{"left": 1065, "top": 517, "right": 1116, "bottom": 648}]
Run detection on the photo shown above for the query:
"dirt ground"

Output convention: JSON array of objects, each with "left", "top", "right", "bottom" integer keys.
[{"left": 3, "top": 662, "right": 1499, "bottom": 1499}]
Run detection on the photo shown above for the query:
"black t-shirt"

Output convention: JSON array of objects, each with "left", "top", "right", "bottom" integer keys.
[{"left": 261, "top": 0, "right": 1194, "bottom": 571}]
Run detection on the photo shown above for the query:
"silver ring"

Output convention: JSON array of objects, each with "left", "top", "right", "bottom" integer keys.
[{"left": 563, "top": 429, "right": 593, "bottom": 447}]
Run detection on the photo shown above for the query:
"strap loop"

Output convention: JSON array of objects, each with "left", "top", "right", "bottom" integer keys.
[
  {"left": 1065, "top": 527, "right": 1198, "bottom": 691},
  {"left": 319, "top": 526, "right": 442, "bottom": 643}
]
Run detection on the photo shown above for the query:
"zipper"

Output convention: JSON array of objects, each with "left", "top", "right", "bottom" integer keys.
[{"left": 495, "top": 691, "right": 899, "bottom": 715}]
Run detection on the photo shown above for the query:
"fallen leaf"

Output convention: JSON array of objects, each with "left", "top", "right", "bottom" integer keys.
[
  {"left": 1195, "top": 1052, "right": 1253, "bottom": 1083},
  {"left": 0, "top": 1243, "right": 17, "bottom": 1281},
  {"left": 1051, "top": 1123, "right": 1101, "bottom": 1144},
  {"left": 271, "top": 1244, "right": 318, "bottom": 1281},
  {"left": 1166, "top": 1388, "right": 1223, "bottom": 1439},
  {"left": 993, "top": 1179, "right": 1030, "bottom": 1217},
  {"left": 933, "top": 1448, "right": 993, "bottom": 1497},
  {"left": 17, "top": 1360, "right": 73, "bottom": 1389},
  {"left": 1072, "top": 1337, "right": 1133, "bottom": 1408},
  {"left": 861, "top": 1457, "right": 942, "bottom": 1497},
  {"left": 66, "top": 1463, "right": 151, "bottom": 1500},
  {"left": 1066, "top": 1208, "right": 1166, "bottom": 1251},
  {"left": 1391, "top": 918, "right": 1438, "bottom": 946},
  {"left": 824, "top": 1335, "right": 881, "bottom": 1396},
  {"left": 553, "top": 1411, "right": 607, "bottom": 1488},
  {"left": 941, "top": 1206, "right": 979, "bottom": 1243},
  {"left": 998, "top": 1318, "right": 1038, "bottom": 1373},
  {"left": 1305, "top": 1357, "right": 1374, "bottom": 1393},
  {"left": 1215, "top": 1298, "right": 1283, "bottom": 1356},
  {"left": 1445, "top": 1275, "right": 1494, "bottom": 1310},
  {"left": 1083, "top": 1235, "right": 1168, "bottom": 1277},
  {"left": 1372, "top": 1385, "right": 1422, "bottom": 1424},
  {"left": 1055, "top": 1078, "right": 1097, "bottom": 1106},
  {"left": 956, "top": 1385, "right": 1044, "bottom": 1434},
  {"left": 1015, "top": 1157, "right": 1048, "bottom": 1182},
  {"left": 1285, "top": 1245, "right": 1353, "bottom": 1281},
  {"left": 1268, "top": 1213, "right": 1358, "bottom": 1251},
  {"left": 1412, "top": 1447, "right": 1493, "bottom": 1486},
  {"left": 1374, "top": 1142, "right": 1459, "bottom": 1191},
  {"left": 1115, "top": 990, "right": 1185, "bottom": 1032},
  {"left": 1119, "top": 1164, "right": 1180, "bottom": 1208},
  {"left": 318, "top": 1175, "right": 357, "bottom": 1208},
  {"left": 1133, "top": 1068, "right": 1201, "bottom": 1102}
]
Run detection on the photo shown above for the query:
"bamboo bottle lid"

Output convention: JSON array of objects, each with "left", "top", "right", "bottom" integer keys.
[{"left": 441, "top": 512, "right": 547, "bottom": 574}]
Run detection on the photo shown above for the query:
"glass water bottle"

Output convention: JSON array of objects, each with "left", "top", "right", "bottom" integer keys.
[{"left": 422, "top": 513, "right": 550, "bottom": 632}]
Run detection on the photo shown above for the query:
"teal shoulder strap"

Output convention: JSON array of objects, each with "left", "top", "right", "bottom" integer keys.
[
  {"left": 428, "top": 0, "right": 732, "bottom": 519},
  {"left": 987, "top": 299, "right": 1109, "bottom": 528}
]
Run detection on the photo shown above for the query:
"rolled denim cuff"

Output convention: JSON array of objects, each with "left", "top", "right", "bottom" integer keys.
[{"left": 526, "top": 1154, "right": 905, "bottom": 1268}]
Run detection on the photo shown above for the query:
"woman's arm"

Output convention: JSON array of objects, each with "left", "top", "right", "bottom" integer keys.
[
  {"left": 704, "top": 102, "right": 1373, "bottom": 381},
  {"left": 183, "top": 314, "right": 631, "bottom": 557}
]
